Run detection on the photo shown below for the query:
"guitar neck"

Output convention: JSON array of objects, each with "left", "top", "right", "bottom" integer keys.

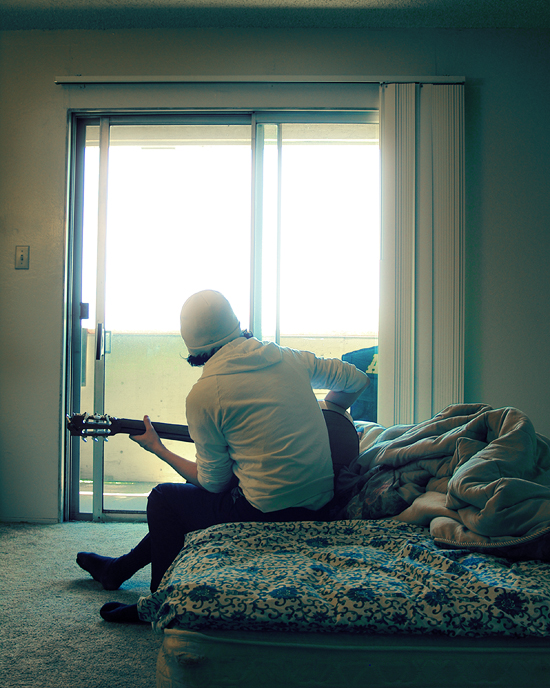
[
  {"left": 68, "top": 410, "right": 357, "bottom": 466},
  {"left": 114, "top": 418, "right": 193, "bottom": 443}
]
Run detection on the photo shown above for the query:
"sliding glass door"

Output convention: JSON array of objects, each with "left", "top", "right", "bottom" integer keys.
[{"left": 67, "top": 111, "right": 380, "bottom": 521}]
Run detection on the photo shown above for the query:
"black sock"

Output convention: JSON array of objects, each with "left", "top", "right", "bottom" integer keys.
[
  {"left": 77, "top": 534, "right": 152, "bottom": 590},
  {"left": 76, "top": 552, "right": 126, "bottom": 590},
  {"left": 100, "top": 602, "right": 144, "bottom": 624}
]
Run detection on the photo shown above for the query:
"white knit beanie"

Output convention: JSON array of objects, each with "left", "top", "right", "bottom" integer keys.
[{"left": 180, "top": 290, "right": 242, "bottom": 355}]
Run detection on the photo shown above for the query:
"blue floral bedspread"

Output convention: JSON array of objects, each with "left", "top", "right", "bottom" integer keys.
[{"left": 137, "top": 519, "right": 550, "bottom": 637}]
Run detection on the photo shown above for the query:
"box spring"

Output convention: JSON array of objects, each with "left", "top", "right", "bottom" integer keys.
[{"left": 156, "top": 628, "right": 550, "bottom": 688}]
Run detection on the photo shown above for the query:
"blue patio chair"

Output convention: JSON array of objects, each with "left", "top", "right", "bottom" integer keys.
[{"left": 342, "top": 346, "right": 378, "bottom": 422}]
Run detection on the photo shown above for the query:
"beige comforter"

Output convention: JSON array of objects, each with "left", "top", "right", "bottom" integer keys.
[{"left": 335, "top": 404, "right": 550, "bottom": 555}]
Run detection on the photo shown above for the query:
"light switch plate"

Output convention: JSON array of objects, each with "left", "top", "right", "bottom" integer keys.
[{"left": 15, "top": 245, "right": 30, "bottom": 269}]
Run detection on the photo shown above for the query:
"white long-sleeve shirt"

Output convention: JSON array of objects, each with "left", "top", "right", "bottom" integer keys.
[{"left": 185, "top": 337, "right": 367, "bottom": 512}]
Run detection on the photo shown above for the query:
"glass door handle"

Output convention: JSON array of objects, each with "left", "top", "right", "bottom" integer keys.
[
  {"left": 95, "top": 322, "right": 104, "bottom": 360},
  {"left": 80, "top": 302, "right": 90, "bottom": 320}
]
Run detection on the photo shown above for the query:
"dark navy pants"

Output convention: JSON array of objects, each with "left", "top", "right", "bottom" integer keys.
[{"left": 145, "top": 482, "right": 328, "bottom": 591}]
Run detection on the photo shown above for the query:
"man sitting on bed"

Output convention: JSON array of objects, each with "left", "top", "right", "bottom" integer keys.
[{"left": 77, "top": 289, "right": 369, "bottom": 623}]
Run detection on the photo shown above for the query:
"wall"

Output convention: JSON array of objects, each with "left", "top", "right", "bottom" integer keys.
[{"left": 1, "top": 27, "right": 549, "bottom": 522}]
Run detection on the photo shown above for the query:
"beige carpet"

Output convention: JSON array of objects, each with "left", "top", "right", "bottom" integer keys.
[{"left": 0, "top": 521, "right": 160, "bottom": 688}]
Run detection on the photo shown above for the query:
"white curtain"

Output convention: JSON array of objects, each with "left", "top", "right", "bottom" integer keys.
[{"left": 378, "top": 82, "right": 465, "bottom": 426}]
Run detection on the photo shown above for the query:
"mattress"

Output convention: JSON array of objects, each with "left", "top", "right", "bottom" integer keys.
[{"left": 139, "top": 518, "right": 550, "bottom": 637}]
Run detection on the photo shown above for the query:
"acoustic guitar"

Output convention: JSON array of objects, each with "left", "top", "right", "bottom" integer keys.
[{"left": 66, "top": 404, "right": 359, "bottom": 476}]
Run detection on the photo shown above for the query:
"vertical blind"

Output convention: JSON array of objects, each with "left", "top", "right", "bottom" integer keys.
[{"left": 379, "top": 82, "right": 465, "bottom": 426}]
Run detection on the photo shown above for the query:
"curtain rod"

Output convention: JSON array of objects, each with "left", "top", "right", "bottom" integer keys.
[{"left": 54, "top": 75, "right": 465, "bottom": 85}]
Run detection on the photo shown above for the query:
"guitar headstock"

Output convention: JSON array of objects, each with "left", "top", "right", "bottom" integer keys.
[{"left": 67, "top": 413, "right": 121, "bottom": 440}]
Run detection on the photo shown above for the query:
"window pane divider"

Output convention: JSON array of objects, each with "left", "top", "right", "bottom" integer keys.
[
  {"left": 250, "top": 114, "right": 263, "bottom": 338},
  {"left": 92, "top": 116, "right": 109, "bottom": 522},
  {"left": 275, "top": 125, "right": 282, "bottom": 345}
]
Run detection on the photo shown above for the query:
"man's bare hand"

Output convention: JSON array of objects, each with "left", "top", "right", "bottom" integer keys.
[
  {"left": 129, "top": 414, "right": 200, "bottom": 486},
  {"left": 130, "top": 415, "right": 165, "bottom": 456}
]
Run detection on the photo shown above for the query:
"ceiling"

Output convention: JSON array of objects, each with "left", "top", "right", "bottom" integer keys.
[{"left": 1, "top": 0, "right": 549, "bottom": 31}]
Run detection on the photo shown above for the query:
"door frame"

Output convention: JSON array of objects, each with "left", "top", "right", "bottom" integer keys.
[{"left": 64, "top": 108, "right": 380, "bottom": 521}]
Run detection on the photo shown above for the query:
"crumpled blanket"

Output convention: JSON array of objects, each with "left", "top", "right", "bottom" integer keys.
[{"left": 333, "top": 404, "right": 550, "bottom": 556}]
